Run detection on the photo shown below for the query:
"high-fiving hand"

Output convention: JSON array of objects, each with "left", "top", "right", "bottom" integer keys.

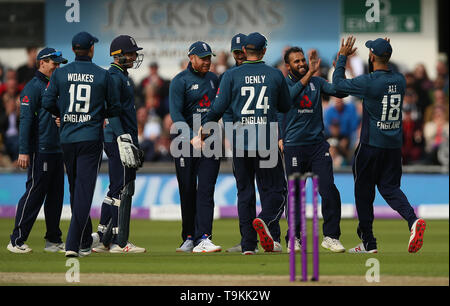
[{"left": 339, "top": 36, "right": 357, "bottom": 57}]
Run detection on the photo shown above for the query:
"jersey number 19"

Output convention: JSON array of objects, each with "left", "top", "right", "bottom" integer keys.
[{"left": 68, "top": 84, "right": 91, "bottom": 113}]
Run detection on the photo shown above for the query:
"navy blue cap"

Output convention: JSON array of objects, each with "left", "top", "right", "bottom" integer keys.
[
  {"left": 110, "top": 35, "right": 143, "bottom": 56},
  {"left": 72, "top": 31, "right": 99, "bottom": 50},
  {"left": 188, "top": 41, "right": 215, "bottom": 58},
  {"left": 245, "top": 32, "right": 267, "bottom": 51},
  {"left": 231, "top": 33, "right": 247, "bottom": 52},
  {"left": 37, "top": 47, "right": 68, "bottom": 64},
  {"left": 365, "top": 38, "right": 392, "bottom": 57}
]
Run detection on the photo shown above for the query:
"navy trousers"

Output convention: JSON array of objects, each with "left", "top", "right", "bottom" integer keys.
[
  {"left": 232, "top": 150, "right": 287, "bottom": 252},
  {"left": 283, "top": 140, "right": 342, "bottom": 241},
  {"left": 174, "top": 152, "right": 220, "bottom": 244},
  {"left": 98, "top": 142, "right": 136, "bottom": 239},
  {"left": 62, "top": 140, "right": 103, "bottom": 252},
  {"left": 10, "top": 152, "right": 64, "bottom": 246},
  {"left": 353, "top": 143, "right": 417, "bottom": 249}
]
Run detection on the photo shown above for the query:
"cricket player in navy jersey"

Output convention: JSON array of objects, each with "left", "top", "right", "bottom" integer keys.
[
  {"left": 279, "top": 47, "right": 346, "bottom": 253},
  {"left": 7, "top": 48, "right": 67, "bottom": 254},
  {"left": 42, "top": 31, "right": 141, "bottom": 257},
  {"left": 169, "top": 41, "right": 222, "bottom": 253},
  {"left": 91, "top": 35, "right": 145, "bottom": 254},
  {"left": 332, "top": 36, "right": 426, "bottom": 253},
  {"left": 201, "top": 32, "right": 292, "bottom": 254}
]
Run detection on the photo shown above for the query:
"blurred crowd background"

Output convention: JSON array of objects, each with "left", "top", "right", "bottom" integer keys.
[{"left": 0, "top": 47, "right": 448, "bottom": 169}]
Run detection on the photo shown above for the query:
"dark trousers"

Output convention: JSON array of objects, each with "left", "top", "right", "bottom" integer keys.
[
  {"left": 10, "top": 152, "right": 64, "bottom": 246},
  {"left": 174, "top": 154, "right": 220, "bottom": 244},
  {"left": 353, "top": 143, "right": 417, "bottom": 248},
  {"left": 283, "top": 141, "right": 342, "bottom": 240},
  {"left": 62, "top": 140, "right": 103, "bottom": 252},
  {"left": 232, "top": 150, "right": 287, "bottom": 252},
  {"left": 98, "top": 142, "right": 136, "bottom": 236}
]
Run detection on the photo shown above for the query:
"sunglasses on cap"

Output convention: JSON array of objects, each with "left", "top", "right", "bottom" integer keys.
[{"left": 40, "top": 51, "right": 62, "bottom": 59}]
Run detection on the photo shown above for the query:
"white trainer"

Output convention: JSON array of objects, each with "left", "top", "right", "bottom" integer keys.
[
  {"left": 287, "top": 238, "right": 302, "bottom": 253},
  {"left": 92, "top": 244, "right": 110, "bottom": 253},
  {"left": 91, "top": 232, "right": 101, "bottom": 249},
  {"left": 7, "top": 242, "right": 32, "bottom": 254},
  {"left": 348, "top": 242, "right": 378, "bottom": 254},
  {"left": 79, "top": 247, "right": 92, "bottom": 257},
  {"left": 192, "top": 237, "right": 221, "bottom": 253},
  {"left": 176, "top": 238, "right": 194, "bottom": 253},
  {"left": 109, "top": 241, "right": 146, "bottom": 253},
  {"left": 44, "top": 241, "right": 65, "bottom": 253},
  {"left": 272, "top": 241, "right": 283, "bottom": 253},
  {"left": 321, "top": 237, "right": 345, "bottom": 253},
  {"left": 227, "top": 243, "right": 258, "bottom": 253},
  {"left": 65, "top": 250, "right": 79, "bottom": 257},
  {"left": 226, "top": 243, "right": 242, "bottom": 252}
]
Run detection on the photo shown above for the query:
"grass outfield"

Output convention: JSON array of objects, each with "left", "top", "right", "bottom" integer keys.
[{"left": 0, "top": 218, "right": 448, "bottom": 284}]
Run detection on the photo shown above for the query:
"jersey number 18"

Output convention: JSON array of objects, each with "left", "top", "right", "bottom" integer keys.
[{"left": 381, "top": 94, "right": 401, "bottom": 121}]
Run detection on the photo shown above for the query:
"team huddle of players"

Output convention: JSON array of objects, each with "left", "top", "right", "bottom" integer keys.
[{"left": 6, "top": 31, "right": 426, "bottom": 257}]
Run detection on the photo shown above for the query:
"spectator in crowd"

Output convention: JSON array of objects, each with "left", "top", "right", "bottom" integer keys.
[
  {"left": 414, "top": 63, "right": 434, "bottom": 92},
  {"left": 327, "top": 138, "right": 345, "bottom": 168},
  {"left": 0, "top": 63, "right": 4, "bottom": 83},
  {"left": 403, "top": 88, "right": 423, "bottom": 123},
  {"left": 424, "top": 89, "right": 449, "bottom": 123},
  {"left": 153, "top": 113, "right": 173, "bottom": 161},
  {"left": 407, "top": 69, "right": 432, "bottom": 117},
  {"left": 215, "top": 51, "right": 230, "bottom": 75},
  {"left": 0, "top": 69, "right": 22, "bottom": 102},
  {"left": 402, "top": 102, "right": 424, "bottom": 164},
  {"left": 136, "top": 106, "right": 157, "bottom": 162},
  {"left": 17, "top": 46, "right": 38, "bottom": 86},
  {"left": 138, "top": 62, "right": 170, "bottom": 118},
  {"left": 0, "top": 95, "right": 20, "bottom": 163},
  {"left": 435, "top": 59, "right": 449, "bottom": 95},
  {"left": 274, "top": 45, "right": 291, "bottom": 77},
  {"left": 423, "top": 106, "right": 449, "bottom": 165},
  {"left": 324, "top": 97, "right": 360, "bottom": 139}
]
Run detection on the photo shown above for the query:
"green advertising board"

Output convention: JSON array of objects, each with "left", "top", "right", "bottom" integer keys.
[{"left": 342, "top": 0, "right": 421, "bottom": 33}]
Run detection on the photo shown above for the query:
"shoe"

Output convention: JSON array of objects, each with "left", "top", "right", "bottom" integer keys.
[
  {"left": 44, "top": 240, "right": 65, "bottom": 253},
  {"left": 252, "top": 218, "right": 274, "bottom": 252},
  {"left": 227, "top": 243, "right": 258, "bottom": 253},
  {"left": 272, "top": 241, "right": 282, "bottom": 252},
  {"left": 287, "top": 238, "right": 302, "bottom": 253},
  {"left": 109, "top": 241, "right": 146, "bottom": 253},
  {"left": 65, "top": 250, "right": 79, "bottom": 257},
  {"left": 348, "top": 242, "right": 378, "bottom": 254},
  {"left": 192, "top": 235, "right": 221, "bottom": 253},
  {"left": 7, "top": 242, "right": 32, "bottom": 254},
  {"left": 226, "top": 243, "right": 242, "bottom": 253},
  {"left": 242, "top": 250, "right": 256, "bottom": 255},
  {"left": 408, "top": 218, "right": 426, "bottom": 253},
  {"left": 92, "top": 244, "right": 110, "bottom": 253},
  {"left": 321, "top": 237, "right": 345, "bottom": 253},
  {"left": 176, "top": 236, "right": 194, "bottom": 253},
  {"left": 79, "top": 247, "right": 92, "bottom": 257},
  {"left": 91, "top": 232, "right": 101, "bottom": 249}
]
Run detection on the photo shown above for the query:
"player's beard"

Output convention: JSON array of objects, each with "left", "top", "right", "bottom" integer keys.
[
  {"left": 292, "top": 64, "right": 309, "bottom": 79},
  {"left": 368, "top": 56, "right": 374, "bottom": 73}
]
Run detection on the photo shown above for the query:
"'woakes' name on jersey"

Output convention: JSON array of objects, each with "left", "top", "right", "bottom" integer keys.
[
  {"left": 42, "top": 57, "right": 121, "bottom": 144},
  {"left": 333, "top": 55, "right": 405, "bottom": 149}
]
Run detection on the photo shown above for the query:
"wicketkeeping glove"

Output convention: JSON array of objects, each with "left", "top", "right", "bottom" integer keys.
[{"left": 117, "top": 134, "right": 140, "bottom": 168}]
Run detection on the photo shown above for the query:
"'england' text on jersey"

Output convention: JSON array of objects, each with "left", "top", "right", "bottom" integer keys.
[
  {"left": 63, "top": 113, "right": 92, "bottom": 123},
  {"left": 67, "top": 73, "right": 94, "bottom": 83}
]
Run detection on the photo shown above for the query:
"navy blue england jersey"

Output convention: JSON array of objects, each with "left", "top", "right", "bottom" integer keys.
[
  {"left": 42, "top": 57, "right": 121, "bottom": 144},
  {"left": 281, "top": 73, "right": 343, "bottom": 146},
  {"left": 169, "top": 63, "right": 219, "bottom": 140},
  {"left": 333, "top": 55, "right": 405, "bottom": 148},
  {"left": 206, "top": 60, "right": 291, "bottom": 150},
  {"left": 104, "top": 64, "right": 138, "bottom": 144},
  {"left": 19, "top": 71, "right": 61, "bottom": 154}
]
